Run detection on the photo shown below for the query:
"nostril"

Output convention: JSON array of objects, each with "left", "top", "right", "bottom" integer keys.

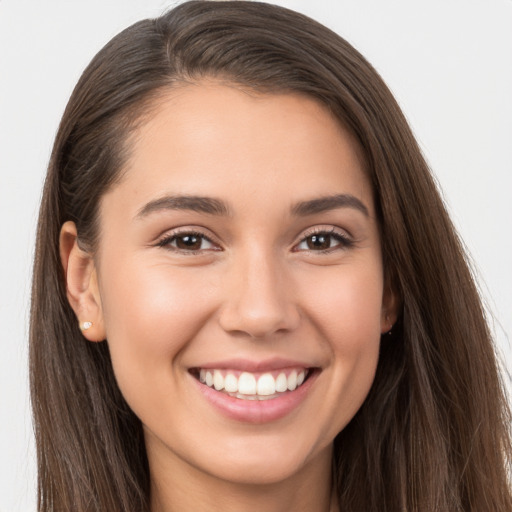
[{"left": 218, "top": 304, "right": 300, "bottom": 339}]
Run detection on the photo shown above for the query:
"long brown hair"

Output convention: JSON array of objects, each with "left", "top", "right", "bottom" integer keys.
[{"left": 30, "top": 1, "right": 511, "bottom": 510}]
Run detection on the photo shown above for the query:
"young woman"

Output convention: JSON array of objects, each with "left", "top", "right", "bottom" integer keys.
[{"left": 30, "top": 1, "right": 511, "bottom": 510}]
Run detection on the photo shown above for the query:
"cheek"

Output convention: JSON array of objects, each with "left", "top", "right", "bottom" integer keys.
[
  {"left": 96, "top": 257, "right": 218, "bottom": 392},
  {"left": 297, "top": 261, "right": 383, "bottom": 426},
  {"left": 298, "top": 259, "right": 385, "bottom": 347},
  {"left": 323, "top": 265, "right": 384, "bottom": 381}
]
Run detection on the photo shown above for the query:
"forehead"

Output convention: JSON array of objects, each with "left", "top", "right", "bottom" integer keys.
[{"left": 103, "top": 82, "right": 373, "bottom": 219}]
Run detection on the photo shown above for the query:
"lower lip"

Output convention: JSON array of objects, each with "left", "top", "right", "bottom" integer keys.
[{"left": 193, "top": 371, "right": 317, "bottom": 424}]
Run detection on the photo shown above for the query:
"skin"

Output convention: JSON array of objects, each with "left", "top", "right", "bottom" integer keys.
[{"left": 61, "top": 82, "right": 397, "bottom": 512}]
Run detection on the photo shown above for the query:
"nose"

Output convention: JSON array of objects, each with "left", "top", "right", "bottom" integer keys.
[{"left": 218, "top": 249, "right": 300, "bottom": 339}]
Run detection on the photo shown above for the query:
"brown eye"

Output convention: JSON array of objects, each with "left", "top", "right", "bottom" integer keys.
[
  {"left": 175, "top": 234, "right": 203, "bottom": 250},
  {"left": 306, "top": 234, "right": 331, "bottom": 250},
  {"left": 158, "top": 232, "right": 217, "bottom": 252},
  {"left": 295, "top": 230, "right": 352, "bottom": 252}
]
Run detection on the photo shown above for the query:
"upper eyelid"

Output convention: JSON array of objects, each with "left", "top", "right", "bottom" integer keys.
[
  {"left": 155, "top": 226, "right": 218, "bottom": 243},
  {"left": 296, "top": 225, "right": 352, "bottom": 242}
]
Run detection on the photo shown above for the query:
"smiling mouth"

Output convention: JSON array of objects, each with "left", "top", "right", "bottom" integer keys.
[{"left": 190, "top": 367, "right": 313, "bottom": 401}]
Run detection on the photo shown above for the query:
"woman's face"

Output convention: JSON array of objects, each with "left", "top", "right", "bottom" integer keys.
[{"left": 91, "top": 83, "right": 394, "bottom": 486}]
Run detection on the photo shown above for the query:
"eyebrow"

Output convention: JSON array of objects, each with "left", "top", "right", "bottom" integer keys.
[
  {"left": 291, "top": 194, "right": 369, "bottom": 217},
  {"left": 136, "top": 195, "right": 230, "bottom": 219},
  {"left": 135, "top": 192, "right": 369, "bottom": 220}
]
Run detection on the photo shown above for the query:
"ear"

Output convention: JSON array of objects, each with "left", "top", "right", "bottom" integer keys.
[
  {"left": 59, "top": 221, "right": 106, "bottom": 342},
  {"left": 380, "top": 280, "right": 400, "bottom": 335}
]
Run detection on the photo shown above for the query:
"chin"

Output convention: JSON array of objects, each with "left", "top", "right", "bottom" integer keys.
[{"left": 196, "top": 433, "right": 333, "bottom": 487}]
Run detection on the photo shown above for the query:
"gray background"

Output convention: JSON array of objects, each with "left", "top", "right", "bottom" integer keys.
[{"left": 1, "top": 1, "right": 511, "bottom": 509}]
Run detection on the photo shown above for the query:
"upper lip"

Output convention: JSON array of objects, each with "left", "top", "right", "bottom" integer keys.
[{"left": 189, "top": 358, "right": 318, "bottom": 373}]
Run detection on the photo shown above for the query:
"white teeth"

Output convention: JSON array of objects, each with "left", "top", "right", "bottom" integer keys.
[
  {"left": 238, "top": 372, "right": 257, "bottom": 395},
  {"left": 275, "top": 372, "right": 288, "bottom": 392},
  {"left": 287, "top": 370, "right": 297, "bottom": 391},
  {"left": 198, "top": 368, "right": 310, "bottom": 397},
  {"left": 213, "top": 370, "right": 224, "bottom": 391},
  {"left": 224, "top": 373, "right": 238, "bottom": 392},
  {"left": 256, "top": 373, "right": 276, "bottom": 396}
]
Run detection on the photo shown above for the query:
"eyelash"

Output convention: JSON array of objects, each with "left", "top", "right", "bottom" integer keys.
[
  {"left": 293, "top": 227, "right": 353, "bottom": 254},
  {"left": 156, "top": 230, "right": 219, "bottom": 254},
  {"left": 155, "top": 227, "right": 353, "bottom": 255}
]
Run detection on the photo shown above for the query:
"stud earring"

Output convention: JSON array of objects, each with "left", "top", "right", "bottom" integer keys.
[
  {"left": 80, "top": 321, "right": 93, "bottom": 331},
  {"left": 383, "top": 313, "right": 393, "bottom": 335}
]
